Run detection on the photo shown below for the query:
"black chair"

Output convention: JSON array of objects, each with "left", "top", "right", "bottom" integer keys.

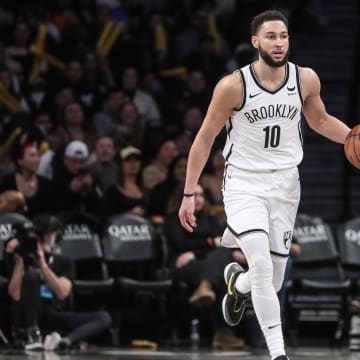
[
  {"left": 59, "top": 214, "right": 114, "bottom": 305},
  {"left": 286, "top": 214, "right": 350, "bottom": 346},
  {"left": 337, "top": 218, "right": 360, "bottom": 350},
  {"left": 102, "top": 213, "right": 174, "bottom": 345},
  {"left": 0, "top": 212, "right": 29, "bottom": 259},
  {"left": 337, "top": 218, "right": 360, "bottom": 291}
]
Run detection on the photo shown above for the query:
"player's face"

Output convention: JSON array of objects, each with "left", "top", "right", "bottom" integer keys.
[{"left": 252, "top": 20, "right": 289, "bottom": 67}]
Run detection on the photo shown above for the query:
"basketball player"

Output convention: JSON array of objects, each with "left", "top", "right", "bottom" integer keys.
[{"left": 178, "top": 9, "right": 351, "bottom": 360}]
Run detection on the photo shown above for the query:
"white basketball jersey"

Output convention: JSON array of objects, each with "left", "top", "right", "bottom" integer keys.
[{"left": 223, "top": 62, "right": 303, "bottom": 171}]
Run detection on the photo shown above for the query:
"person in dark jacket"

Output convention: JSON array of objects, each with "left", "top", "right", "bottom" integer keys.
[
  {"left": 164, "top": 184, "right": 247, "bottom": 349},
  {"left": 51, "top": 140, "right": 102, "bottom": 217},
  {"left": 0, "top": 133, "right": 54, "bottom": 216}
]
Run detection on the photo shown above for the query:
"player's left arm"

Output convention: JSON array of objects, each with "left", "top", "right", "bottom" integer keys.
[{"left": 300, "top": 67, "right": 350, "bottom": 143}]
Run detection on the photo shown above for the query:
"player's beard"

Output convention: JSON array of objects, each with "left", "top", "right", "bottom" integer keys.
[{"left": 258, "top": 45, "right": 289, "bottom": 67}]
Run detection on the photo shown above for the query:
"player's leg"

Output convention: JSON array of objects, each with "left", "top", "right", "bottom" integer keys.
[
  {"left": 234, "top": 232, "right": 287, "bottom": 360},
  {"left": 268, "top": 167, "right": 300, "bottom": 319},
  {"left": 221, "top": 171, "right": 270, "bottom": 327}
]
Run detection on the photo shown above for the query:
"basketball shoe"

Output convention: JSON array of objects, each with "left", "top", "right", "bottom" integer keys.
[{"left": 222, "top": 262, "right": 247, "bottom": 326}]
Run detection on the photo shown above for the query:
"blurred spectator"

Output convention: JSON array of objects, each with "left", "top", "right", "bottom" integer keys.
[
  {"left": 176, "top": 69, "right": 212, "bottom": 115},
  {"left": 200, "top": 148, "right": 225, "bottom": 206},
  {"left": 175, "top": 9, "right": 211, "bottom": 61},
  {"left": 103, "top": 145, "right": 146, "bottom": 216},
  {"left": 106, "top": 101, "right": 144, "bottom": 150},
  {"left": 0, "top": 135, "right": 54, "bottom": 216},
  {"left": 81, "top": 50, "right": 115, "bottom": 95},
  {"left": 42, "top": 85, "right": 76, "bottom": 128},
  {"left": 51, "top": 101, "right": 95, "bottom": 151},
  {"left": 7, "top": 214, "right": 111, "bottom": 350},
  {"left": 31, "top": 110, "right": 53, "bottom": 146},
  {"left": 59, "top": 59, "right": 101, "bottom": 115},
  {"left": 183, "top": 33, "right": 228, "bottom": 86},
  {"left": 147, "top": 153, "right": 187, "bottom": 217},
  {"left": 87, "top": 135, "right": 118, "bottom": 193},
  {"left": 51, "top": 140, "right": 102, "bottom": 216},
  {"left": 164, "top": 184, "right": 245, "bottom": 349},
  {"left": 180, "top": 105, "right": 204, "bottom": 137},
  {"left": 92, "top": 87, "right": 127, "bottom": 137},
  {"left": 25, "top": 76, "right": 48, "bottom": 113},
  {"left": 142, "top": 138, "right": 178, "bottom": 193},
  {"left": 173, "top": 130, "right": 193, "bottom": 156},
  {"left": 120, "top": 66, "right": 161, "bottom": 127},
  {"left": 0, "top": 190, "right": 27, "bottom": 214},
  {"left": 4, "top": 21, "right": 33, "bottom": 82},
  {"left": 232, "top": 42, "right": 257, "bottom": 69}
]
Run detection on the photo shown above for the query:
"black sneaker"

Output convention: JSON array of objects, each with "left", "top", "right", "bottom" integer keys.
[
  {"left": 273, "top": 356, "right": 289, "bottom": 360},
  {"left": 12, "top": 328, "right": 27, "bottom": 349},
  {"left": 25, "top": 326, "right": 43, "bottom": 351},
  {"left": 222, "top": 262, "right": 247, "bottom": 326}
]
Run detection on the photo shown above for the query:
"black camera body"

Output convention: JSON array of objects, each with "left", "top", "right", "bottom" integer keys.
[{"left": 12, "top": 221, "right": 40, "bottom": 258}]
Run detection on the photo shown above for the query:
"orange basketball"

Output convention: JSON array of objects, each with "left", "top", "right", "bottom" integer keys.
[{"left": 344, "top": 125, "right": 360, "bottom": 169}]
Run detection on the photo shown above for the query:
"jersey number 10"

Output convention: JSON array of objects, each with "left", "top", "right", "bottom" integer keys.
[{"left": 263, "top": 125, "right": 280, "bottom": 148}]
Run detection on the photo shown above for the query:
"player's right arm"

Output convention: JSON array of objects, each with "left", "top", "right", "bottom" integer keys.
[{"left": 178, "top": 72, "right": 243, "bottom": 232}]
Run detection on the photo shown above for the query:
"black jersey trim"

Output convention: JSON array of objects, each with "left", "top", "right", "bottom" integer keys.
[
  {"left": 250, "top": 62, "right": 289, "bottom": 94},
  {"left": 234, "top": 69, "right": 246, "bottom": 111},
  {"left": 270, "top": 250, "right": 289, "bottom": 258},
  {"left": 295, "top": 64, "right": 304, "bottom": 104},
  {"left": 227, "top": 225, "right": 268, "bottom": 238},
  {"left": 226, "top": 116, "right": 233, "bottom": 138},
  {"left": 224, "top": 143, "right": 233, "bottom": 162},
  {"left": 222, "top": 163, "right": 229, "bottom": 191},
  {"left": 298, "top": 120, "right": 303, "bottom": 148}
]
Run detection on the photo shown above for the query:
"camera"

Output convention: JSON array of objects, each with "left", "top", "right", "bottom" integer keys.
[{"left": 12, "top": 221, "right": 40, "bottom": 258}]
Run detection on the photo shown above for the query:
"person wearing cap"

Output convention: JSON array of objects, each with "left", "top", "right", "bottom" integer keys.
[
  {"left": 51, "top": 140, "right": 102, "bottom": 216},
  {"left": 103, "top": 145, "right": 147, "bottom": 216}
]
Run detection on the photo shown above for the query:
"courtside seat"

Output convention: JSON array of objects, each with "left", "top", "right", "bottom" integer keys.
[
  {"left": 59, "top": 213, "right": 114, "bottom": 299},
  {"left": 102, "top": 213, "right": 174, "bottom": 344},
  {"left": 287, "top": 213, "right": 350, "bottom": 346}
]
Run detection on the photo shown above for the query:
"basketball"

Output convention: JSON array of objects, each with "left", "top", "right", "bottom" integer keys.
[{"left": 344, "top": 125, "right": 360, "bottom": 168}]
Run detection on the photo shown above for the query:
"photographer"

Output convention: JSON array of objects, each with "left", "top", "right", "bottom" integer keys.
[{"left": 6, "top": 215, "right": 111, "bottom": 351}]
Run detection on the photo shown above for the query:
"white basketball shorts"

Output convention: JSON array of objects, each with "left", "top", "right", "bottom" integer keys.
[{"left": 221, "top": 165, "right": 300, "bottom": 256}]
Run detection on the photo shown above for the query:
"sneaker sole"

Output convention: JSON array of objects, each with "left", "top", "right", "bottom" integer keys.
[
  {"left": 25, "top": 342, "right": 44, "bottom": 351},
  {"left": 222, "top": 294, "right": 247, "bottom": 326}
]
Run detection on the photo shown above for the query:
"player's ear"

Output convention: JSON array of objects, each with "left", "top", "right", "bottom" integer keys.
[{"left": 251, "top": 35, "right": 258, "bottom": 49}]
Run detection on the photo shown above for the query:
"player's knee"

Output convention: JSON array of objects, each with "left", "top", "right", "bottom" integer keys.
[{"left": 249, "top": 255, "right": 273, "bottom": 287}]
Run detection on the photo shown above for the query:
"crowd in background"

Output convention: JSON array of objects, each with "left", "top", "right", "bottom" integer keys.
[{"left": 0, "top": 0, "right": 328, "bottom": 351}]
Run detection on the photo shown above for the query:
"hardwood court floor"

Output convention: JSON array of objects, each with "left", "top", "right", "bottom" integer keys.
[{"left": 0, "top": 347, "right": 358, "bottom": 360}]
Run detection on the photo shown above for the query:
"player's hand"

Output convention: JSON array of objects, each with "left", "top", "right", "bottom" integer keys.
[{"left": 178, "top": 196, "right": 197, "bottom": 232}]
